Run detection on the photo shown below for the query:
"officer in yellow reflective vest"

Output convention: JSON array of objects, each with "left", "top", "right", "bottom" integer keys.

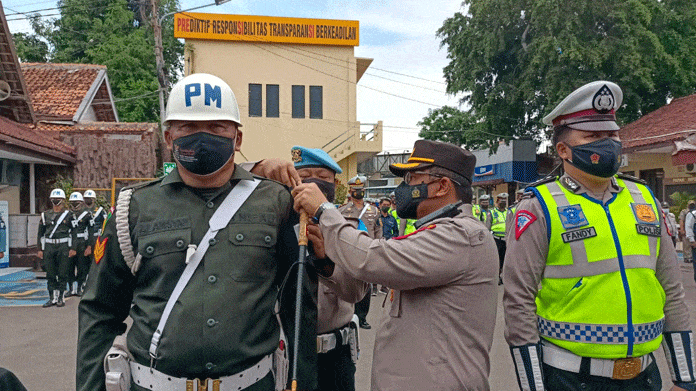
[
  {"left": 474, "top": 194, "right": 491, "bottom": 228},
  {"left": 491, "top": 193, "right": 508, "bottom": 284},
  {"left": 503, "top": 81, "right": 696, "bottom": 391}
]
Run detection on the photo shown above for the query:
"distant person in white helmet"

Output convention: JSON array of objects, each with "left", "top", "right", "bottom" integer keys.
[
  {"left": 83, "top": 189, "right": 108, "bottom": 268},
  {"left": 65, "top": 192, "right": 92, "bottom": 298},
  {"left": 37, "top": 188, "right": 75, "bottom": 308},
  {"left": 77, "top": 73, "right": 318, "bottom": 391}
]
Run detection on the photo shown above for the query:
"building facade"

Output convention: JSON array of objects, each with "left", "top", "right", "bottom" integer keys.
[{"left": 175, "top": 13, "right": 382, "bottom": 183}]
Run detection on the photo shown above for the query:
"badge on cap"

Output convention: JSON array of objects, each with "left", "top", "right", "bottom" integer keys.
[
  {"left": 558, "top": 205, "right": 589, "bottom": 229},
  {"left": 355, "top": 178, "right": 362, "bottom": 186},
  {"left": 291, "top": 148, "right": 302, "bottom": 163},
  {"left": 593, "top": 84, "right": 615, "bottom": 113},
  {"left": 515, "top": 210, "right": 537, "bottom": 240}
]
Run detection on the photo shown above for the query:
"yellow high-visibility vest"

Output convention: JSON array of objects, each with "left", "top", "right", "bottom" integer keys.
[{"left": 533, "top": 177, "right": 664, "bottom": 358}]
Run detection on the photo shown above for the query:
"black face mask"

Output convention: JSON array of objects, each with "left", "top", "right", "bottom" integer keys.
[
  {"left": 51, "top": 199, "right": 62, "bottom": 206},
  {"left": 70, "top": 202, "right": 81, "bottom": 210},
  {"left": 380, "top": 206, "right": 391, "bottom": 214},
  {"left": 351, "top": 189, "right": 365, "bottom": 200},
  {"left": 302, "top": 178, "right": 335, "bottom": 202},
  {"left": 689, "top": 204, "right": 696, "bottom": 211},
  {"left": 173, "top": 132, "right": 236, "bottom": 176},
  {"left": 565, "top": 138, "right": 622, "bottom": 178},
  {"left": 84, "top": 199, "right": 93, "bottom": 207},
  {"left": 499, "top": 202, "right": 507, "bottom": 209},
  {"left": 394, "top": 181, "right": 430, "bottom": 219}
]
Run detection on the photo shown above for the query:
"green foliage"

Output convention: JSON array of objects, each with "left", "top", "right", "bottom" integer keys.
[
  {"left": 334, "top": 183, "right": 348, "bottom": 205},
  {"left": 670, "top": 191, "right": 696, "bottom": 220},
  {"left": 13, "top": 32, "right": 50, "bottom": 62},
  {"left": 418, "top": 106, "right": 502, "bottom": 151},
  {"left": 18, "top": 0, "right": 183, "bottom": 123},
  {"left": 430, "top": 0, "right": 696, "bottom": 148}
]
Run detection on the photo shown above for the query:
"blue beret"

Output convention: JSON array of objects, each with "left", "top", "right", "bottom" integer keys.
[{"left": 291, "top": 146, "right": 342, "bottom": 174}]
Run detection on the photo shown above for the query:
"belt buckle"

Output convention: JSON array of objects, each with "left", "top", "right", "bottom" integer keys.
[
  {"left": 317, "top": 336, "right": 324, "bottom": 353},
  {"left": 612, "top": 357, "right": 642, "bottom": 380},
  {"left": 186, "top": 378, "right": 220, "bottom": 391}
]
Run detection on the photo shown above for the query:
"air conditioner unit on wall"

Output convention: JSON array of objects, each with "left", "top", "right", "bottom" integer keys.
[{"left": 686, "top": 163, "right": 696, "bottom": 174}]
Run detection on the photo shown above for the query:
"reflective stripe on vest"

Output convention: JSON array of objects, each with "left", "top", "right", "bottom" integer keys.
[
  {"left": 532, "top": 177, "right": 665, "bottom": 358},
  {"left": 490, "top": 208, "right": 507, "bottom": 237}
]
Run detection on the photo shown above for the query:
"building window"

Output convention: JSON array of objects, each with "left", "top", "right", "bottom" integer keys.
[
  {"left": 266, "top": 85, "right": 279, "bottom": 118},
  {"left": 292, "top": 85, "right": 305, "bottom": 118},
  {"left": 309, "top": 86, "right": 322, "bottom": 119},
  {"left": 249, "top": 83, "right": 262, "bottom": 117}
]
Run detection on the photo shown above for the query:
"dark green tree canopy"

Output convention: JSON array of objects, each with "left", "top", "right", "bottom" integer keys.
[
  {"left": 422, "top": 0, "right": 696, "bottom": 149},
  {"left": 13, "top": 0, "right": 182, "bottom": 123}
]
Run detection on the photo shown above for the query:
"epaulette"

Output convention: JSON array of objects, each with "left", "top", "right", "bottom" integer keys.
[
  {"left": 250, "top": 174, "right": 291, "bottom": 191},
  {"left": 122, "top": 177, "right": 162, "bottom": 193},
  {"left": 616, "top": 172, "right": 647, "bottom": 186},
  {"left": 526, "top": 175, "right": 558, "bottom": 189}
]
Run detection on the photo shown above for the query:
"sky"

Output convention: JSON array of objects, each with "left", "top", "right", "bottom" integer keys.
[{"left": 3, "top": 0, "right": 468, "bottom": 153}]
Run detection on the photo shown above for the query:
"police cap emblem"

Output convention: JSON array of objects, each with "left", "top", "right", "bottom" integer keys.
[
  {"left": 291, "top": 148, "right": 302, "bottom": 163},
  {"left": 592, "top": 84, "right": 615, "bottom": 113}
]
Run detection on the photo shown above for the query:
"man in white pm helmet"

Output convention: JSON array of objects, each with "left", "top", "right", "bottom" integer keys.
[
  {"left": 66, "top": 192, "right": 93, "bottom": 298},
  {"left": 37, "top": 188, "right": 75, "bottom": 308},
  {"left": 77, "top": 73, "right": 318, "bottom": 391}
]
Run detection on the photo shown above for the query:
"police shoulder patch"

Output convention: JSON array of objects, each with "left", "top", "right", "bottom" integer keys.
[
  {"left": 392, "top": 224, "right": 436, "bottom": 240},
  {"left": 515, "top": 210, "right": 537, "bottom": 240},
  {"left": 631, "top": 203, "right": 658, "bottom": 225},
  {"left": 557, "top": 204, "right": 589, "bottom": 229}
]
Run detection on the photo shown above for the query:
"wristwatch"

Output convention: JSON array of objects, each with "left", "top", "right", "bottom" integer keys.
[{"left": 313, "top": 202, "right": 335, "bottom": 223}]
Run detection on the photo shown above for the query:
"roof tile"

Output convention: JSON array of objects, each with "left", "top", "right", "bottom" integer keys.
[
  {"left": 0, "top": 116, "right": 75, "bottom": 155},
  {"left": 621, "top": 94, "right": 696, "bottom": 150},
  {"left": 20, "top": 63, "right": 104, "bottom": 121}
]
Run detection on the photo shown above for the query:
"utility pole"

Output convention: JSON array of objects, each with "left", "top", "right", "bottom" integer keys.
[{"left": 151, "top": 0, "right": 168, "bottom": 125}]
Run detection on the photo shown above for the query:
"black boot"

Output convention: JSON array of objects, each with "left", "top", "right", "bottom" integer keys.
[
  {"left": 56, "top": 291, "right": 65, "bottom": 307},
  {"left": 42, "top": 291, "right": 55, "bottom": 308}
]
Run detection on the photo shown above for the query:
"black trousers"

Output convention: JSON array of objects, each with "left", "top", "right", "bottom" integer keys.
[
  {"left": 74, "top": 240, "right": 91, "bottom": 287},
  {"left": 543, "top": 359, "right": 661, "bottom": 391},
  {"left": 43, "top": 243, "right": 69, "bottom": 292},
  {"left": 317, "top": 345, "right": 356, "bottom": 391},
  {"left": 494, "top": 237, "right": 506, "bottom": 272},
  {"left": 354, "top": 286, "right": 371, "bottom": 322}
]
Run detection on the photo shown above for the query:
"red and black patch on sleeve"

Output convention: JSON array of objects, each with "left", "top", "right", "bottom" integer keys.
[{"left": 392, "top": 224, "right": 436, "bottom": 240}]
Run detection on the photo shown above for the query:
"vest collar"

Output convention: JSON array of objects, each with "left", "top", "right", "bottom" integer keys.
[{"left": 558, "top": 173, "right": 622, "bottom": 199}]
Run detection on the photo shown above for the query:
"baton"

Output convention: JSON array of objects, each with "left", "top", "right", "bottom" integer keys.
[{"left": 290, "top": 211, "right": 309, "bottom": 391}]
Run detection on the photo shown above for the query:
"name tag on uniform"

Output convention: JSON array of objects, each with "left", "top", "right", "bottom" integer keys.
[
  {"left": 561, "top": 227, "right": 597, "bottom": 243},
  {"left": 636, "top": 224, "right": 661, "bottom": 237}
]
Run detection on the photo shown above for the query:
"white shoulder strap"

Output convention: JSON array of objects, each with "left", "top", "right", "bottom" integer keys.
[
  {"left": 77, "top": 210, "right": 90, "bottom": 222},
  {"left": 358, "top": 204, "right": 370, "bottom": 220},
  {"left": 148, "top": 179, "right": 260, "bottom": 363},
  {"left": 48, "top": 210, "right": 69, "bottom": 239}
]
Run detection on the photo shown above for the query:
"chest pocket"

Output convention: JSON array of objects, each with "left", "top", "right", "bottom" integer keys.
[
  {"left": 137, "top": 228, "right": 191, "bottom": 259},
  {"left": 228, "top": 223, "right": 278, "bottom": 281}
]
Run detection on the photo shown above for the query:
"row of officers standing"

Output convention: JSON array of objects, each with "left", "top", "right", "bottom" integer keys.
[
  {"left": 74, "top": 73, "right": 696, "bottom": 391},
  {"left": 37, "top": 189, "right": 108, "bottom": 307}
]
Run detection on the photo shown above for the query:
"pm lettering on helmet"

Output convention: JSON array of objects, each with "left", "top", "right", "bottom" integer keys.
[{"left": 184, "top": 83, "right": 222, "bottom": 108}]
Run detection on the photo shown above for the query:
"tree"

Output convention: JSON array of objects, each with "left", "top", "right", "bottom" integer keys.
[
  {"left": 424, "top": 0, "right": 696, "bottom": 148},
  {"left": 14, "top": 0, "right": 183, "bottom": 123}
]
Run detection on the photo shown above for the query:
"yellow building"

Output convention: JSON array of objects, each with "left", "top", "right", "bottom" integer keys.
[{"left": 174, "top": 13, "right": 382, "bottom": 183}]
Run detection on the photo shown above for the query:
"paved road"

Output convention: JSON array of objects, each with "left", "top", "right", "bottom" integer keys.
[{"left": 2, "top": 263, "right": 696, "bottom": 391}]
